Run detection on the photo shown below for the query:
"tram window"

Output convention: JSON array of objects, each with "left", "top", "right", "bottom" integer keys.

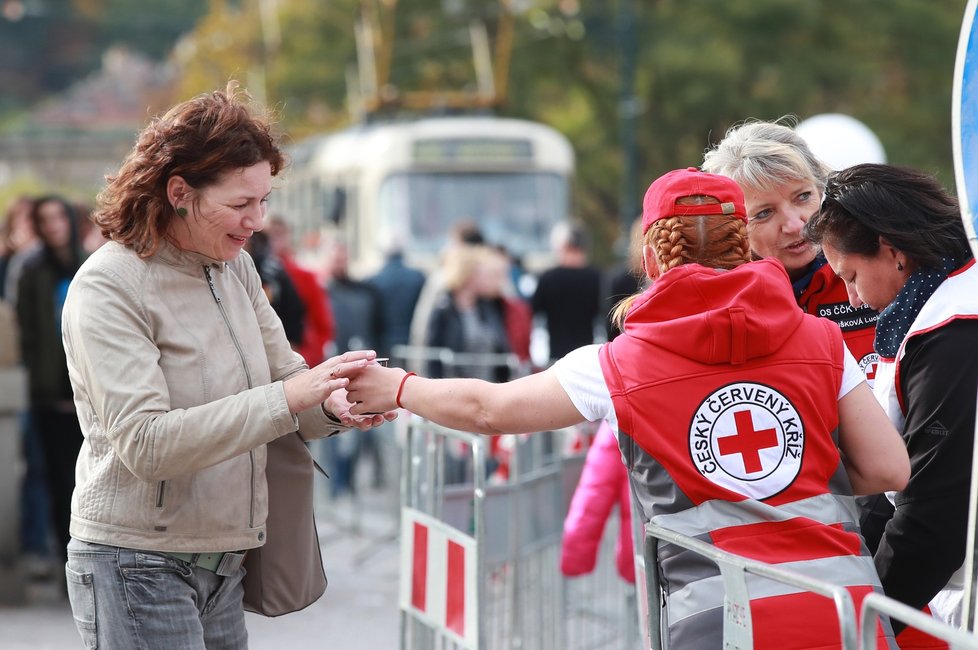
[
  {"left": 377, "top": 172, "right": 568, "bottom": 256},
  {"left": 326, "top": 187, "right": 346, "bottom": 225}
]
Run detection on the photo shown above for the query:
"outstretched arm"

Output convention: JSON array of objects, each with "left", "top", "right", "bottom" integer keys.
[{"left": 345, "top": 363, "right": 586, "bottom": 435}]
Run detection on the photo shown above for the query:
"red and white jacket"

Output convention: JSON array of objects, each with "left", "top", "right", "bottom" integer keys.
[
  {"left": 873, "top": 259, "right": 978, "bottom": 649},
  {"left": 874, "top": 259, "right": 978, "bottom": 427},
  {"left": 799, "top": 262, "right": 880, "bottom": 387},
  {"left": 600, "top": 258, "right": 894, "bottom": 649}
]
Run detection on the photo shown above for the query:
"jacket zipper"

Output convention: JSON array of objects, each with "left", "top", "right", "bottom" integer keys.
[{"left": 204, "top": 265, "right": 258, "bottom": 529}]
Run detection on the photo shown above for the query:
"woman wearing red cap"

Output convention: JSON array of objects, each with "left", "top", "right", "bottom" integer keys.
[{"left": 344, "top": 168, "right": 909, "bottom": 649}]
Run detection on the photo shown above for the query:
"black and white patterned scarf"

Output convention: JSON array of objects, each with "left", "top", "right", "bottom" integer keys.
[{"left": 874, "top": 256, "right": 960, "bottom": 358}]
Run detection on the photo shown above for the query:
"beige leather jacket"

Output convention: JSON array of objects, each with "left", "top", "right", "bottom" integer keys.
[{"left": 62, "top": 240, "right": 344, "bottom": 553}]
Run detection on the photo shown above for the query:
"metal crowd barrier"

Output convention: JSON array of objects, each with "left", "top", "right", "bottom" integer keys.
[
  {"left": 312, "top": 346, "right": 519, "bottom": 562},
  {"left": 397, "top": 414, "right": 639, "bottom": 649},
  {"left": 860, "top": 593, "right": 978, "bottom": 650},
  {"left": 562, "top": 504, "right": 641, "bottom": 650},
  {"left": 391, "top": 344, "right": 529, "bottom": 380},
  {"left": 640, "top": 520, "right": 978, "bottom": 650},
  {"left": 643, "top": 521, "right": 860, "bottom": 650},
  {"left": 398, "top": 417, "right": 489, "bottom": 649}
]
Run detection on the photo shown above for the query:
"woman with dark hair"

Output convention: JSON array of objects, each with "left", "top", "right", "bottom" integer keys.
[
  {"left": 805, "top": 162, "right": 978, "bottom": 632},
  {"left": 60, "top": 83, "right": 393, "bottom": 648},
  {"left": 345, "top": 168, "right": 909, "bottom": 648},
  {"left": 16, "top": 195, "right": 85, "bottom": 570}
]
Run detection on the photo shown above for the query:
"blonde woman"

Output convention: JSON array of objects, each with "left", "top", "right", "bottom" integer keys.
[
  {"left": 425, "top": 244, "right": 510, "bottom": 381},
  {"left": 703, "top": 120, "right": 880, "bottom": 386}
]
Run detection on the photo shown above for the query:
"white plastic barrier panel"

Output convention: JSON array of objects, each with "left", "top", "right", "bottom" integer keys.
[{"left": 400, "top": 507, "right": 479, "bottom": 648}]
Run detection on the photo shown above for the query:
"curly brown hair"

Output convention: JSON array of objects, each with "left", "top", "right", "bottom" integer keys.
[
  {"left": 610, "top": 199, "right": 750, "bottom": 329},
  {"left": 94, "top": 81, "right": 286, "bottom": 257}
]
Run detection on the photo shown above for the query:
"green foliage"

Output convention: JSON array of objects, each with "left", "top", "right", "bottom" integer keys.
[
  {"left": 0, "top": 0, "right": 204, "bottom": 109},
  {"left": 499, "top": 0, "right": 967, "bottom": 261},
  {"left": 82, "top": 0, "right": 207, "bottom": 59}
]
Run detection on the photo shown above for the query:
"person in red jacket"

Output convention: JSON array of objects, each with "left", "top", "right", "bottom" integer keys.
[
  {"left": 345, "top": 168, "right": 910, "bottom": 649},
  {"left": 266, "top": 215, "right": 335, "bottom": 366},
  {"left": 560, "top": 420, "right": 634, "bottom": 584}
]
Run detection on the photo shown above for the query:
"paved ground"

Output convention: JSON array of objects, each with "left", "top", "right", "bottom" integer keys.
[{"left": 0, "top": 483, "right": 402, "bottom": 650}]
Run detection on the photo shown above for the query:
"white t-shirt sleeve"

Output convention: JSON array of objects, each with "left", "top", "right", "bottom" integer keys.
[
  {"left": 551, "top": 344, "right": 618, "bottom": 432},
  {"left": 839, "top": 344, "right": 865, "bottom": 399},
  {"left": 552, "top": 341, "right": 862, "bottom": 432}
]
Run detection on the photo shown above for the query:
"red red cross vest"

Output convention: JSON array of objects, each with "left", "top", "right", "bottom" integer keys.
[
  {"left": 799, "top": 262, "right": 881, "bottom": 387},
  {"left": 600, "top": 259, "right": 895, "bottom": 649}
]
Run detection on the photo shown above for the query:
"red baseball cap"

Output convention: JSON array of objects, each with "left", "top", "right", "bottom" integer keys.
[{"left": 642, "top": 167, "right": 747, "bottom": 233}]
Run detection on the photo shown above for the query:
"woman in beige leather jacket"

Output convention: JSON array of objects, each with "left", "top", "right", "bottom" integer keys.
[{"left": 60, "top": 83, "right": 392, "bottom": 649}]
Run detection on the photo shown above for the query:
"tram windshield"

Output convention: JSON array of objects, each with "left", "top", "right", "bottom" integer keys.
[{"left": 377, "top": 171, "right": 569, "bottom": 256}]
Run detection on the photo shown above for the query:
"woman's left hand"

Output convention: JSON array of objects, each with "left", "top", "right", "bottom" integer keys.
[
  {"left": 324, "top": 387, "right": 398, "bottom": 430},
  {"left": 284, "top": 349, "right": 378, "bottom": 414}
]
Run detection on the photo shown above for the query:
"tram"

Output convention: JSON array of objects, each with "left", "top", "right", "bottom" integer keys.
[{"left": 274, "top": 114, "right": 575, "bottom": 276}]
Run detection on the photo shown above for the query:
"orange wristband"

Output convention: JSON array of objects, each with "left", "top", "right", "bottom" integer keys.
[{"left": 395, "top": 372, "right": 416, "bottom": 409}]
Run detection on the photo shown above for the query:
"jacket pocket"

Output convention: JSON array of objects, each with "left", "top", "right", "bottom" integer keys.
[
  {"left": 155, "top": 480, "right": 166, "bottom": 508},
  {"left": 66, "top": 566, "right": 98, "bottom": 649}
]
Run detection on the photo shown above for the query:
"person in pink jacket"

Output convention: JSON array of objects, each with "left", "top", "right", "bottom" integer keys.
[{"left": 560, "top": 421, "right": 635, "bottom": 583}]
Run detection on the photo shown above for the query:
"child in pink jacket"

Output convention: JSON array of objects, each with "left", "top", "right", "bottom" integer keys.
[{"left": 560, "top": 420, "right": 635, "bottom": 583}]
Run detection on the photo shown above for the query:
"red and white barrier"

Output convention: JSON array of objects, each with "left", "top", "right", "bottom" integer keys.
[{"left": 400, "top": 508, "right": 478, "bottom": 648}]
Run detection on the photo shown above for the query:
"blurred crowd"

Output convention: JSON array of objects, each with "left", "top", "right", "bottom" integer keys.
[
  {"left": 1, "top": 195, "right": 105, "bottom": 586},
  {"left": 1, "top": 194, "right": 637, "bottom": 582}
]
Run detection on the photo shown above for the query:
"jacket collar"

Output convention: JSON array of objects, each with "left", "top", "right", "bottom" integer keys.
[{"left": 155, "top": 238, "right": 228, "bottom": 274}]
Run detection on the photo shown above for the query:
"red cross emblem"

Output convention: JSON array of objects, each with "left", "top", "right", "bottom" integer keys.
[{"left": 717, "top": 410, "right": 778, "bottom": 473}]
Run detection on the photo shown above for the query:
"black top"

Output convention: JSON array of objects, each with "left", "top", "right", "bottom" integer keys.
[
  {"left": 870, "top": 318, "right": 978, "bottom": 616},
  {"left": 604, "top": 266, "right": 642, "bottom": 341},
  {"left": 253, "top": 252, "right": 305, "bottom": 345},
  {"left": 328, "top": 276, "right": 384, "bottom": 354},
  {"left": 425, "top": 292, "right": 509, "bottom": 381},
  {"left": 531, "top": 265, "right": 602, "bottom": 360}
]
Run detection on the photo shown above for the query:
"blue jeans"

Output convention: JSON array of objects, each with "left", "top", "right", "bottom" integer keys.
[
  {"left": 19, "top": 409, "right": 52, "bottom": 556},
  {"left": 66, "top": 538, "right": 248, "bottom": 650}
]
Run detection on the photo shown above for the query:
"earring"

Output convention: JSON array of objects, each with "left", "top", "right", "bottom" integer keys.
[
  {"left": 176, "top": 207, "right": 188, "bottom": 218},
  {"left": 897, "top": 262, "right": 904, "bottom": 271}
]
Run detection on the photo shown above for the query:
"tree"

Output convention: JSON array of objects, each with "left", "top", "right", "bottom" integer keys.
[{"left": 0, "top": 0, "right": 204, "bottom": 116}]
